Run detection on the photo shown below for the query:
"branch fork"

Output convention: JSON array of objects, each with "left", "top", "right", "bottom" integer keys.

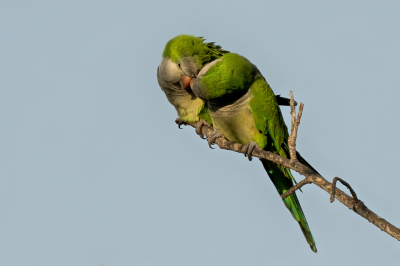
[{"left": 176, "top": 92, "right": 400, "bottom": 241}]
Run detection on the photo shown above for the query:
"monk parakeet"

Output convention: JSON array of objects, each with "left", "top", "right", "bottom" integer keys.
[
  {"left": 157, "top": 35, "right": 292, "bottom": 128},
  {"left": 157, "top": 35, "right": 316, "bottom": 252},
  {"left": 190, "top": 52, "right": 318, "bottom": 252}
]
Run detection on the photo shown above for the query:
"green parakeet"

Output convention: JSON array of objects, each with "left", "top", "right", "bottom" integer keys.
[
  {"left": 191, "top": 52, "right": 318, "bottom": 252},
  {"left": 157, "top": 35, "right": 317, "bottom": 252},
  {"left": 157, "top": 35, "right": 292, "bottom": 127}
]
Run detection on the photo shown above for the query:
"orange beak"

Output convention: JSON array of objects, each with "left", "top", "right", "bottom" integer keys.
[{"left": 179, "top": 75, "right": 192, "bottom": 90}]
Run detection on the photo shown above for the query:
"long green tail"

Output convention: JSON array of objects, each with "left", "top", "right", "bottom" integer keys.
[{"left": 260, "top": 158, "right": 317, "bottom": 253}]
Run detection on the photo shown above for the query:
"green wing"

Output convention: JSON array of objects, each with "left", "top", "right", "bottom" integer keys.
[
  {"left": 193, "top": 51, "right": 317, "bottom": 252},
  {"left": 249, "top": 77, "right": 288, "bottom": 156},
  {"left": 249, "top": 78, "right": 317, "bottom": 253},
  {"left": 192, "top": 53, "right": 256, "bottom": 101}
]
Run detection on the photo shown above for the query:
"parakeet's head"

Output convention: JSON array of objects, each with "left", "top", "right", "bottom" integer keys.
[
  {"left": 158, "top": 35, "right": 228, "bottom": 91},
  {"left": 157, "top": 35, "right": 227, "bottom": 124}
]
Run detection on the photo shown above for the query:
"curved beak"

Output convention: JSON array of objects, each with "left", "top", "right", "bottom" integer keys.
[{"left": 179, "top": 75, "right": 192, "bottom": 90}]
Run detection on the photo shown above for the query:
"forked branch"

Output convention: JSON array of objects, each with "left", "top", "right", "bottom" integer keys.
[{"left": 176, "top": 91, "right": 400, "bottom": 241}]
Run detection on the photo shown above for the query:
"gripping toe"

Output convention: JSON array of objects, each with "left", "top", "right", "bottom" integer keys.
[
  {"left": 195, "top": 119, "right": 212, "bottom": 139},
  {"left": 244, "top": 141, "right": 259, "bottom": 161},
  {"left": 207, "top": 130, "right": 224, "bottom": 149}
]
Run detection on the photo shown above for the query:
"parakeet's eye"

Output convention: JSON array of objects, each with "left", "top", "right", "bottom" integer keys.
[{"left": 177, "top": 62, "right": 181, "bottom": 68}]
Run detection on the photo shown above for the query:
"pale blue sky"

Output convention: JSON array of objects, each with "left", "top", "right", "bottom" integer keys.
[{"left": 1, "top": 1, "right": 400, "bottom": 265}]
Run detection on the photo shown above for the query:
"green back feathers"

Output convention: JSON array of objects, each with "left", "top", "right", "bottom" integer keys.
[
  {"left": 162, "top": 35, "right": 229, "bottom": 67},
  {"left": 195, "top": 53, "right": 256, "bottom": 100}
]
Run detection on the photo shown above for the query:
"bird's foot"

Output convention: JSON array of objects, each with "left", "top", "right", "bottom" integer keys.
[
  {"left": 195, "top": 119, "right": 212, "bottom": 139},
  {"left": 175, "top": 118, "right": 187, "bottom": 129},
  {"left": 207, "top": 130, "right": 225, "bottom": 149},
  {"left": 244, "top": 141, "right": 259, "bottom": 161}
]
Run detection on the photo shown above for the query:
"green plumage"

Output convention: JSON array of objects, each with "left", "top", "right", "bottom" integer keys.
[
  {"left": 195, "top": 53, "right": 255, "bottom": 100},
  {"left": 158, "top": 35, "right": 317, "bottom": 252},
  {"left": 158, "top": 35, "right": 290, "bottom": 126},
  {"left": 192, "top": 52, "right": 317, "bottom": 252},
  {"left": 197, "top": 103, "right": 213, "bottom": 124},
  {"left": 163, "top": 35, "right": 228, "bottom": 67}
]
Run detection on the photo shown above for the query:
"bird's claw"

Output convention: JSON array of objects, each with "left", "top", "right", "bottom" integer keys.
[
  {"left": 175, "top": 118, "right": 187, "bottom": 129},
  {"left": 244, "top": 141, "right": 259, "bottom": 161},
  {"left": 195, "top": 120, "right": 212, "bottom": 139},
  {"left": 207, "top": 130, "right": 224, "bottom": 149}
]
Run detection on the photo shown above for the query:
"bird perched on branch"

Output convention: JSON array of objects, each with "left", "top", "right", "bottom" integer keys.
[
  {"left": 157, "top": 34, "right": 318, "bottom": 252},
  {"left": 157, "top": 35, "right": 292, "bottom": 128}
]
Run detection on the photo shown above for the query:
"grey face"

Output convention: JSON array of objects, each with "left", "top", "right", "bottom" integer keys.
[
  {"left": 157, "top": 56, "right": 202, "bottom": 96},
  {"left": 157, "top": 57, "right": 199, "bottom": 112},
  {"left": 157, "top": 57, "right": 204, "bottom": 122},
  {"left": 157, "top": 57, "right": 182, "bottom": 91},
  {"left": 157, "top": 57, "right": 190, "bottom": 99}
]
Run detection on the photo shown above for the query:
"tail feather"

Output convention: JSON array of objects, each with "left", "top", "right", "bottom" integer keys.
[{"left": 261, "top": 159, "right": 317, "bottom": 253}]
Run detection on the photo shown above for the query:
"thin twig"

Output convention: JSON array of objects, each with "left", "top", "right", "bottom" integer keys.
[
  {"left": 177, "top": 91, "right": 400, "bottom": 241},
  {"left": 284, "top": 90, "right": 307, "bottom": 198},
  {"left": 281, "top": 177, "right": 313, "bottom": 199},
  {"left": 288, "top": 91, "right": 303, "bottom": 161},
  {"left": 182, "top": 120, "right": 400, "bottom": 241}
]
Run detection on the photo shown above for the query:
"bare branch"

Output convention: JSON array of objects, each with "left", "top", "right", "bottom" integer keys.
[
  {"left": 288, "top": 91, "right": 303, "bottom": 161},
  {"left": 281, "top": 177, "right": 313, "bottom": 199},
  {"left": 177, "top": 91, "right": 400, "bottom": 241}
]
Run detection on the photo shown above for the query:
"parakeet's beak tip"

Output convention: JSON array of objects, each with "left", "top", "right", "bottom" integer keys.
[{"left": 179, "top": 75, "right": 192, "bottom": 90}]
